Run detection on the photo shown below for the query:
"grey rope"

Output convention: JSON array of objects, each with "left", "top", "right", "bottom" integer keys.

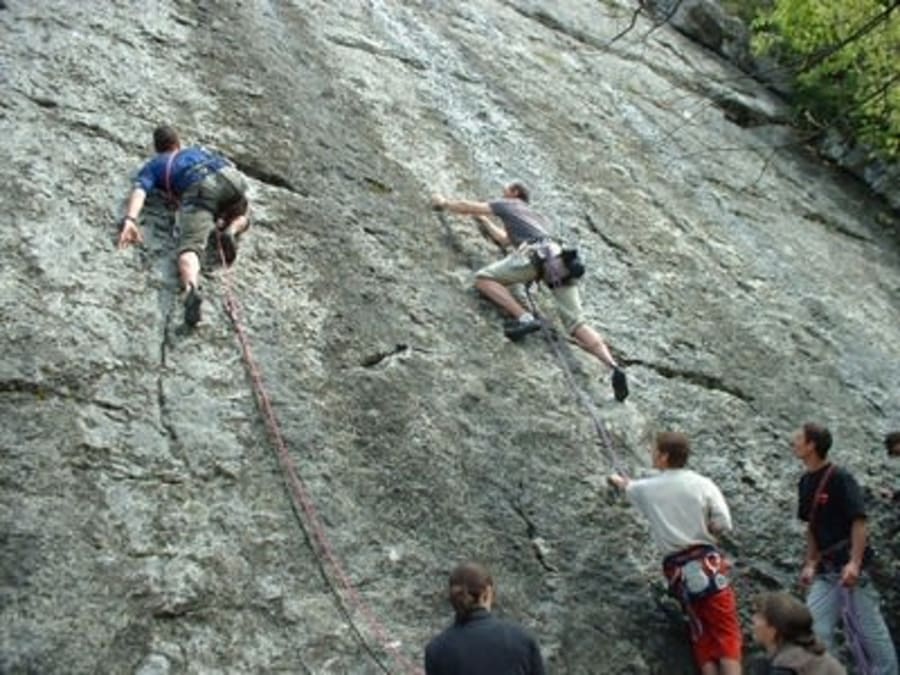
[{"left": 523, "top": 280, "right": 626, "bottom": 475}]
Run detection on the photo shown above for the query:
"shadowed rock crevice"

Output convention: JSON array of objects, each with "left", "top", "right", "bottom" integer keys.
[
  {"left": 23, "top": 93, "right": 59, "bottom": 109},
  {"left": 506, "top": 4, "right": 604, "bottom": 50},
  {"left": 0, "top": 377, "right": 128, "bottom": 413},
  {"left": 360, "top": 343, "right": 409, "bottom": 367},
  {"left": 802, "top": 210, "right": 873, "bottom": 243},
  {"left": 626, "top": 360, "right": 754, "bottom": 402},
  {"left": 156, "top": 310, "right": 179, "bottom": 443},
  {"left": 229, "top": 158, "right": 307, "bottom": 196},
  {"left": 326, "top": 33, "right": 427, "bottom": 71},
  {"left": 584, "top": 213, "right": 633, "bottom": 265}
]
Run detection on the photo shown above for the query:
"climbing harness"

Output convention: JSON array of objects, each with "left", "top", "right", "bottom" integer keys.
[
  {"left": 662, "top": 544, "right": 731, "bottom": 640},
  {"left": 529, "top": 241, "right": 585, "bottom": 288},
  {"left": 663, "top": 545, "right": 730, "bottom": 602},
  {"left": 214, "top": 233, "right": 421, "bottom": 675}
]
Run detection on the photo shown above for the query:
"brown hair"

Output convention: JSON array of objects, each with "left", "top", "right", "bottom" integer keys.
[
  {"left": 753, "top": 592, "right": 826, "bottom": 654},
  {"left": 153, "top": 124, "right": 180, "bottom": 153},
  {"left": 802, "top": 423, "right": 832, "bottom": 459},
  {"left": 656, "top": 432, "right": 690, "bottom": 468},
  {"left": 448, "top": 562, "right": 493, "bottom": 620},
  {"left": 506, "top": 181, "right": 530, "bottom": 203}
]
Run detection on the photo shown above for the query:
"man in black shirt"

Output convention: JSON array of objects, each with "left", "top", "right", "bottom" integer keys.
[
  {"left": 793, "top": 422, "right": 898, "bottom": 675},
  {"left": 431, "top": 183, "right": 628, "bottom": 402},
  {"left": 424, "top": 562, "right": 545, "bottom": 675}
]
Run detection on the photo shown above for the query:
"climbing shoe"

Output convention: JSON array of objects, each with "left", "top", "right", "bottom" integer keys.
[
  {"left": 184, "top": 286, "right": 203, "bottom": 328},
  {"left": 612, "top": 367, "right": 629, "bottom": 402},
  {"left": 504, "top": 317, "right": 542, "bottom": 342},
  {"left": 218, "top": 228, "right": 237, "bottom": 266}
]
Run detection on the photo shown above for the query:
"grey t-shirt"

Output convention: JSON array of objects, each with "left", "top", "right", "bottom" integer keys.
[{"left": 488, "top": 198, "right": 551, "bottom": 247}]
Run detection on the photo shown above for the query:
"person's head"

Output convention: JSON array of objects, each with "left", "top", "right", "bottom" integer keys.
[
  {"left": 752, "top": 592, "right": 825, "bottom": 656},
  {"left": 884, "top": 432, "right": 900, "bottom": 458},
  {"left": 792, "top": 423, "right": 832, "bottom": 461},
  {"left": 502, "top": 181, "right": 530, "bottom": 203},
  {"left": 153, "top": 124, "right": 180, "bottom": 153},
  {"left": 447, "top": 562, "right": 494, "bottom": 620},
  {"left": 653, "top": 432, "right": 689, "bottom": 469}
]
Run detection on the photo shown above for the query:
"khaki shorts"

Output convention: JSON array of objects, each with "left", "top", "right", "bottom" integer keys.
[
  {"left": 475, "top": 245, "right": 586, "bottom": 333},
  {"left": 177, "top": 166, "right": 248, "bottom": 256}
]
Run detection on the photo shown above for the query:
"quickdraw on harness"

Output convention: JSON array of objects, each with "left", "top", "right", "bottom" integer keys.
[
  {"left": 662, "top": 544, "right": 731, "bottom": 639},
  {"left": 528, "top": 240, "right": 585, "bottom": 288}
]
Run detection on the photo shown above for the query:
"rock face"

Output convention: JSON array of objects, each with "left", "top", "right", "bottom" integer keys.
[
  {"left": 1, "top": 2, "right": 898, "bottom": 674},
  {"left": 646, "top": 0, "right": 756, "bottom": 74}
]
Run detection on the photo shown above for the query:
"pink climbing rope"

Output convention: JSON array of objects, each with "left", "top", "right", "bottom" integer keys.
[{"left": 215, "top": 233, "right": 421, "bottom": 675}]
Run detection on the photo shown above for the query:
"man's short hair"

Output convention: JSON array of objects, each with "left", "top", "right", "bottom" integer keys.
[
  {"left": 506, "top": 181, "right": 530, "bottom": 203},
  {"left": 656, "top": 432, "right": 690, "bottom": 468},
  {"left": 448, "top": 562, "right": 493, "bottom": 619},
  {"left": 802, "top": 423, "right": 832, "bottom": 459},
  {"left": 885, "top": 431, "right": 900, "bottom": 456},
  {"left": 153, "top": 124, "right": 180, "bottom": 153}
]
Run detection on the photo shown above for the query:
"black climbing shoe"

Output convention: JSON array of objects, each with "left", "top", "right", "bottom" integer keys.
[
  {"left": 612, "top": 368, "right": 629, "bottom": 402},
  {"left": 218, "top": 228, "right": 237, "bottom": 266},
  {"left": 504, "top": 317, "right": 542, "bottom": 342},
  {"left": 184, "top": 286, "right": 203, "bottom": 328}
]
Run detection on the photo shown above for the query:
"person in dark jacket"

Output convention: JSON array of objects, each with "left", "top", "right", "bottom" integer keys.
[
  {"left": 117, "top": 124, "right": 251, "bottom": 327},
  {"left": 424, "top": 562, "right": 545, "bottom": 675},
  {"left": 752, "top": 591, "right": 846, "bottom": 675}
]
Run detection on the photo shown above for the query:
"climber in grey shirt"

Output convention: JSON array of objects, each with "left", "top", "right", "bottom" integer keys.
[{"left": 431, "top": 181, "right": 628, "bottom": 402}]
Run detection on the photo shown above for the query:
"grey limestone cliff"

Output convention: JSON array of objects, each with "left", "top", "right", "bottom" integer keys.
[{"left": 1, "top": 2, "right": 898, "bottom": 674}]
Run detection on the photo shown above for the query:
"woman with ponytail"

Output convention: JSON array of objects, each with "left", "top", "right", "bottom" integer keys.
[
  {"left": 752, "top": 592, "right": 846, "bottom": 675},
  {"left": 424, "top": 562, "right": 545, "bottom": 675}
]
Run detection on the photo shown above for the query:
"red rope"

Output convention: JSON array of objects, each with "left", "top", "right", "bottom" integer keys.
[{"left": 216, "top": 234, "right": 421, "bottom": 675}]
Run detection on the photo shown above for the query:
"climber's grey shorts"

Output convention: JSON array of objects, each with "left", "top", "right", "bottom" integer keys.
[
  {"left": 177, "top": 166, "right": 248, "bottom": 257},
  {"left": 475, "top": 244, "right": 586, "bottom": 334}
]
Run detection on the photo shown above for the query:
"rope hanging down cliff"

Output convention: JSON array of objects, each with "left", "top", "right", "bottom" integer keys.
[
  {"left": 215, "top": 234, "right": 421, "bottom": 675},
  {"left": 522, "top": 282, "right": 628, "bottom": 474}
]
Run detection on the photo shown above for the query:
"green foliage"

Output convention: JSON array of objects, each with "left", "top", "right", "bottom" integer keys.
[{"left": 750, "top": 0, "right": 900, "bottom": 158}]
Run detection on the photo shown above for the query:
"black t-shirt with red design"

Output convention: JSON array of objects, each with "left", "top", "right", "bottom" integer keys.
[{"left": 797, "top": 463, "right": 872, "bottom": 570}]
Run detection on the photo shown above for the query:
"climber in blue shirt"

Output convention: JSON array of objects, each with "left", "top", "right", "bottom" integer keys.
[{"left": 117, "top": 125, "right": 251, "bottom": 327}]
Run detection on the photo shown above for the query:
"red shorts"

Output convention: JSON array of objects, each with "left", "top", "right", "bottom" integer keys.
[{"left": 690, "top": 587, "right": 743, "bottom": 667}]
